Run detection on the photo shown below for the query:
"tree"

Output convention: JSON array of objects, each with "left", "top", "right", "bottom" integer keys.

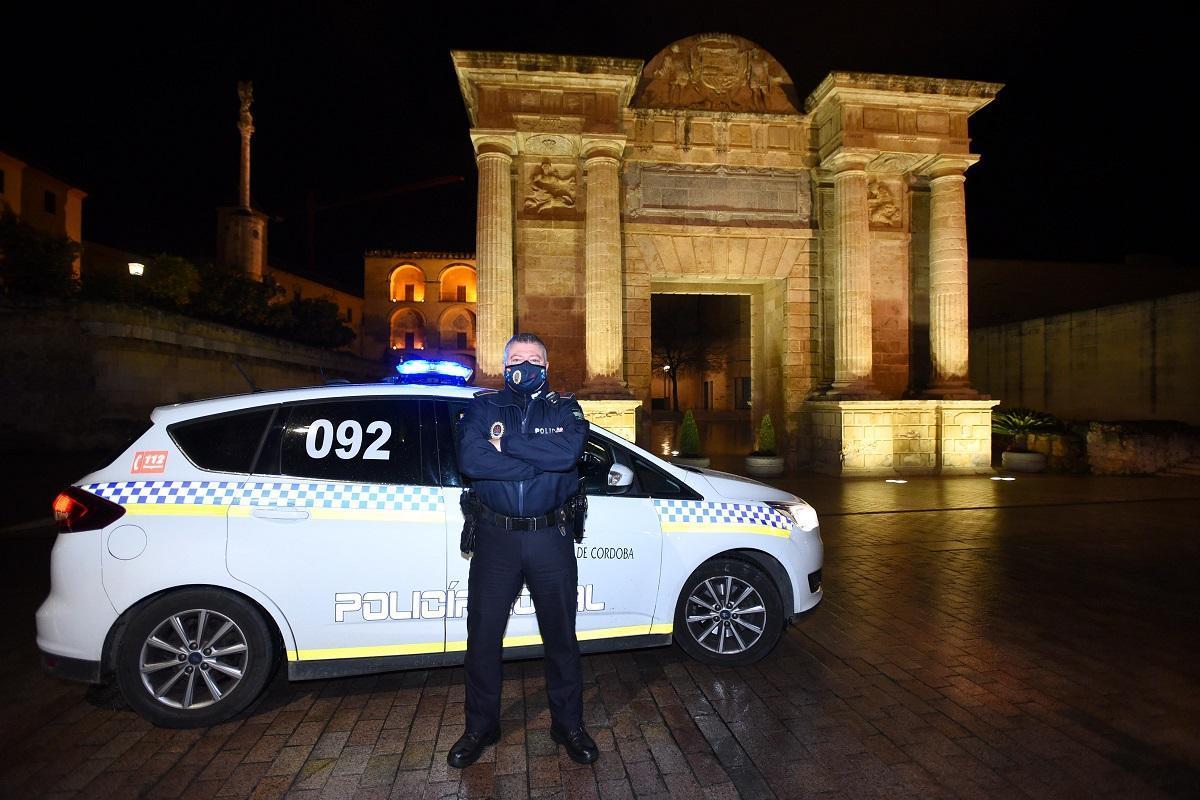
[
  {"left": 281, "top": 297, "right": 357, "bottom": 349},
  {"left": 0, "top": 210, "right": 79, "bottom": 297},
  {"left": 140, "top": 254, "right": 201, "bottom": 308},
  {"left": 651, "top": 295, "right": 735, "bottom": 411}
]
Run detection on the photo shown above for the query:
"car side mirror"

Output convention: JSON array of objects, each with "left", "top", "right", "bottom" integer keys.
[{"left": 607, "top": 464, "right": 634, "bottom": 490}]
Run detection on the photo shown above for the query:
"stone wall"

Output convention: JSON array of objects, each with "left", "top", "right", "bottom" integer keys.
[
  {"left": 804, "top": 399, "right": 997, "bottom": 475},
  {"left": 970, "top": 292, "right": 1200, "bottom": 426},
  {"left": 515, "top": 219, "right": 587, "bottom": 392},
  {"left": 0, "top": 299, "right": 383, "bottom": 452},
  {"left": 1085, "top": 422, "right": 1200, "bottom": 476}
]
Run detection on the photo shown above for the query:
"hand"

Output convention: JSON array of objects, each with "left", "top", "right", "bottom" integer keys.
[{"left": 489, "top": 437, "right": 502, "bottom": 452}]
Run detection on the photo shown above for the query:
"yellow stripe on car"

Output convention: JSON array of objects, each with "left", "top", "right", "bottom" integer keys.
[
  {"left": 660, "top": 521, "right": 790, "bottom": 538},
  {"left": 291, "top": 623, "right": 673, "bottom": 661}
]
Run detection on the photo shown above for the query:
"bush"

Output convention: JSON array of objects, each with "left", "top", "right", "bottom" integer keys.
[
  {"left": 0, "top": 210, "right": 79, "bottom": 297},
  {"left": 679, "top": 410, "right": 703, "bottom": 457},
  {"left": 993, "top": 407, "right": 1059, "bottom": 452},
  {"left": 752, "top": 413, "right": 777, "bottom": 456},
  {"left": 140, "top": 254, "right": 200, "bottom": 309}
]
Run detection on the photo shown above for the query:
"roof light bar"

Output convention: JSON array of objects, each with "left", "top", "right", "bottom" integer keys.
[{"left": 394, "top": 359, "right": 474, "bottom": 386}]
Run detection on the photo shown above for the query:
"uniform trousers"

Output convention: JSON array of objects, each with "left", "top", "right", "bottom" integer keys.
[{"left": 464, "top": 518, "right": 583, "bottom": 734}]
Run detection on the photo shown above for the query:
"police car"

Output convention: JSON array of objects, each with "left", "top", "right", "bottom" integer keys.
[{"left": 37, "top": 360, "right": 823, "bottom": 728}]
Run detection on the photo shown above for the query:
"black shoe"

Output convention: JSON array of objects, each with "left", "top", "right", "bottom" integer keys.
[
  {"left": 447, "top": 727, "right": 500, "bottom": 768},
  {"left": 550, "top": 724, "right": 599, "bottom": 764}
]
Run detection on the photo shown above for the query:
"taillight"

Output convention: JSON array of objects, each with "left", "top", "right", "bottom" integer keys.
[{"left": 52, "top": 487, "right": 125, "bottom": 533}]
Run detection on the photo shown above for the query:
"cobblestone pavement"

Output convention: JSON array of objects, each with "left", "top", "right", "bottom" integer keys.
[{"left": 2, "top": 474, "right": 1198, "bottom": 799}]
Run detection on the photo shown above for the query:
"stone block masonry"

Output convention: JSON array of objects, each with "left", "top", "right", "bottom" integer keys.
[{"left": 804, "top": 399, "right": 998, "bottom": 475}]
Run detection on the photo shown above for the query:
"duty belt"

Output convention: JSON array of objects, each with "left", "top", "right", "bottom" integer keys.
[{"left": 476, "top": 501, "right": 567, "bottom": 532}]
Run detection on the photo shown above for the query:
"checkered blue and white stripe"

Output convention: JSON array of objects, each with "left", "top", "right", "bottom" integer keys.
[
  {"left": 652, "top": 499, "right": 792, "bottom": 531},
  {"left": 237, "top": 482, "right": 442, "bottom": 512},
  {"left": 82, "top": 480, "right": 443, "bottom": 512},
  {"left": 84, "top": 481, "right": 241, "bottom": 506}
]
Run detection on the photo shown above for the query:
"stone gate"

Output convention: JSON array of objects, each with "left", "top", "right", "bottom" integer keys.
[{"left": 453, "top": 34, "right": 1002, "bottom": 474}]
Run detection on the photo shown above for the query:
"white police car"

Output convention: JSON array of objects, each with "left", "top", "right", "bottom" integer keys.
[{"left": 37, "top": 361, "right": 823, "bottom": 728}]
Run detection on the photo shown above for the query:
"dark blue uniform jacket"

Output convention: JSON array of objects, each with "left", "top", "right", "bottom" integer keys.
[{"left": 456, "top": 386, "right": 589, "bottom": 518}]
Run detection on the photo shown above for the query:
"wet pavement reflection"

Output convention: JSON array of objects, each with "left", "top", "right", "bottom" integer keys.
[{"left": 1, "top": 473, "right": 1197, "bottom": 798}]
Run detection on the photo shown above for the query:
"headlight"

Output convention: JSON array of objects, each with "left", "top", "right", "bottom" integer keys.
[{"left": 767, "top": 501, "right": 819, "bottom": 532}]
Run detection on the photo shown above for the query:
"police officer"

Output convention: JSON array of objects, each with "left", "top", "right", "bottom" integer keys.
[{"left": 448, "top": 332, "right": 599, "bottom": 768}]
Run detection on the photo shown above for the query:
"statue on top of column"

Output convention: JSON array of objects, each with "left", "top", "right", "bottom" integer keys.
[{"left": 237, "top": 81, "right": 254, "bottom": 135}]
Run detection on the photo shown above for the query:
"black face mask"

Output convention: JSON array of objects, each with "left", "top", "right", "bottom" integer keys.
[{"left": 504, "top": 361, "right": 547, "bottom": 395}]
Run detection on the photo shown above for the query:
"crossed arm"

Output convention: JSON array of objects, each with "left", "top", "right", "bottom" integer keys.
[
  {"left": 456, "top": 401, "right": 538, "bottom": 481},
  {"left": 501, "top": 400, "right": 589, "bottom": 472}
]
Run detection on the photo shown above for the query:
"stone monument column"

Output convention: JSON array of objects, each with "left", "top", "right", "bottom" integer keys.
[
  {"left": 826, "top": 151, "right": 878, "bottom": 397},
  {"left": 924, "top": 156, "right": 979, "bottom": 398},
  {"left": 581, "top": 137, "right": 629, "bottom": 397},
  {"left": 470, "top": 132, "right": 518, "bottom": 386},
  {"left": 237, "top": 81, "right": 254, "bottom": 212}
]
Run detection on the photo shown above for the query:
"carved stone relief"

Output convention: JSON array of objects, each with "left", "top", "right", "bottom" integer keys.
[
  {"left": 523, "top": 159, "right": 578, "bottom": 214},
  {"left": 522, "top": 134, "right": 575, "bottom": 156},
  {"left": 867, "top": 179, "right": 904, "bottom": 229},
  {"left": 633, "top": 33, "right": 801, "bottom": 113},
  {"left": 625, "top": 163, "right": 811, "bottom": 225}
]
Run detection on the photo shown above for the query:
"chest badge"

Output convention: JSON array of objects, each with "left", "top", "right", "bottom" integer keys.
[{"left": 490, "top": 421, "right": 505, "bottom": 438}]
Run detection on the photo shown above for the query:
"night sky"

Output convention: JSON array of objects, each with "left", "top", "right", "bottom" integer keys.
[{"left": 4, "top": 2, "right": 1185, "bottom": 294}]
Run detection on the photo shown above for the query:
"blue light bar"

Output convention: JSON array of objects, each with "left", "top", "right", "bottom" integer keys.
[{"left": 395, "top": 359, "right": 474, "bottom": 385}]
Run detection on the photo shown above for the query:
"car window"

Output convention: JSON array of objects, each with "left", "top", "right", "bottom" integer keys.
[
  {"left": 579, "top": 437, "right": 615, "bottom": 495},
  {"left": 631, "top": 455, "right": 698, "bottom": 499},
  {"left": 168, "top": 408, "right": 275, "bottom": 473},
  {"left": 435, "top": 400, "right": 470, "bottom": 486},
  {"left": 278, "top": 398, "right": 426, "bottom": 485}
]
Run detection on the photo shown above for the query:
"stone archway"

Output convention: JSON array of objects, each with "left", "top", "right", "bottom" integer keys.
[
  {"left": 454, "top": 34, "right": 1002, "bottom": 469},
  {"left": 627, "top": 229, "right": 817, "bottom": 452}
]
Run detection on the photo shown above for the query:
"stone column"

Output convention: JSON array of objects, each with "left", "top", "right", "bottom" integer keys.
[
  {"left": 581, "top": 137, "right": 630, "bottom": 397},
  {"left": 470, "top": 132, "right": 517, "bottom": 386},
  {"left": 826, "top": 152, "right": 878, "bottom": 397},
  {"left": 925, "top": 156, "right": 979, "bottom": 398}
]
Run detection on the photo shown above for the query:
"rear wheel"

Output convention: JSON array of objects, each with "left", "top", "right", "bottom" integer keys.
[
  {"left": 674, "top": 559, "right": 782, "bottom": 666},
  {"left": 116, "top": 589, "right": 276, "bottom": 728}
]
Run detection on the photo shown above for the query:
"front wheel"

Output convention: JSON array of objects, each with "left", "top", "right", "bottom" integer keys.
[
  {"left": 115, "top": 589, "right": 277, "bottom": 728},
  {"left": 674, "top": 559, "right": 783, "bottom": 666}
]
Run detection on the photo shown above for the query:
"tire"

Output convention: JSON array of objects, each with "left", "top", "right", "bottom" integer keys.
[
  {"left": 115, "top": 589, "right": 277, "bottom": 728},
  {"left": 674, "top": 558, "right": 782, "bottom": 667}
]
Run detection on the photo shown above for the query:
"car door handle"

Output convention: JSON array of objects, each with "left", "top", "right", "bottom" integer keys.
[{"left": 252, "top": 508, "right": 311, "bottom": 521}]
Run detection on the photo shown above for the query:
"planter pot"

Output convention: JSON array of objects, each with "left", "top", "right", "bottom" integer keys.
[
  {"left": 744, "top": 455, "right": 785, "bottom": 477},
  {"left": 1001, "top": 451, "right": 1046, "bottom": 473},
  {"left": 671, "top": 455, "right": 711, "bottom": 468}
]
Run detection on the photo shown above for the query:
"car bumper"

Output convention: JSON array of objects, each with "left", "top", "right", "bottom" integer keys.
[
  {"left": 39, "top": 650, "right": 102, "bottom": 683},
  {"left": 35, "top": 531, "right": 118, "bottom": 669},
  {"left": 788, "top": 527, "right": 824, "bottom": 615}
]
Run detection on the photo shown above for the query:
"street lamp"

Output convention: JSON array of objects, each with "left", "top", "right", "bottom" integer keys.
[
  {"left": 128, "top": 262, "right": 145, "bottom": 276},
  {"left": 662, "top": 365, "right": 671, "bottom": 409}
]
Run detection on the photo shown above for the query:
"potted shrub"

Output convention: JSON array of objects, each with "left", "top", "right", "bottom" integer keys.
[
  {"left": 993, "top": 407, "right": 1058, "bottom": 472},
  {"left": 745, "top": 413, "right": 785, "bottom": 477},
  {"left": 671, "top": 409, "right": 710, "bottom": 468}
]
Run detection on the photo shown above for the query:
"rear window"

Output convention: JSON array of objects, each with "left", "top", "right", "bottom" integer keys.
[
  {"left": 278, "top": 398, "right": 425, "bottom": 485},
  {"left": 168, "top": 408, "right": 275, "bottom": 473}
]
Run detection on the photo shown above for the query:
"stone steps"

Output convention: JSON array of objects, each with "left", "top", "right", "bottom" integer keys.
[{"left": 1158, "top": 456, "right": 1200, "bottom": 477}]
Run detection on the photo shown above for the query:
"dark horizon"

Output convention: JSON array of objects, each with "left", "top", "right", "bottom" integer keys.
[{"left": 4, "top": 2, "right": 1187, "bottom": 294}]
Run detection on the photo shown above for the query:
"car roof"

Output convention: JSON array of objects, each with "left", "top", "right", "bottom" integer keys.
[{"left": 150, "top": 382, "right": 488, "bottom": 425}]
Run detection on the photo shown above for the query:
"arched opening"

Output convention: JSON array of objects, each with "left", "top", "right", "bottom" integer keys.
[
  {"left": 438, "top": 265, "right": 477, "bottom": 303},
  {"left": 389, "top": 265, "right": 426, "bottom": 303},
  {"left": 389, "top": 308, "right": 426, "bottom": 351},
  {"left": 439, "top": 307, "right": 476, "bottom": 351}
]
